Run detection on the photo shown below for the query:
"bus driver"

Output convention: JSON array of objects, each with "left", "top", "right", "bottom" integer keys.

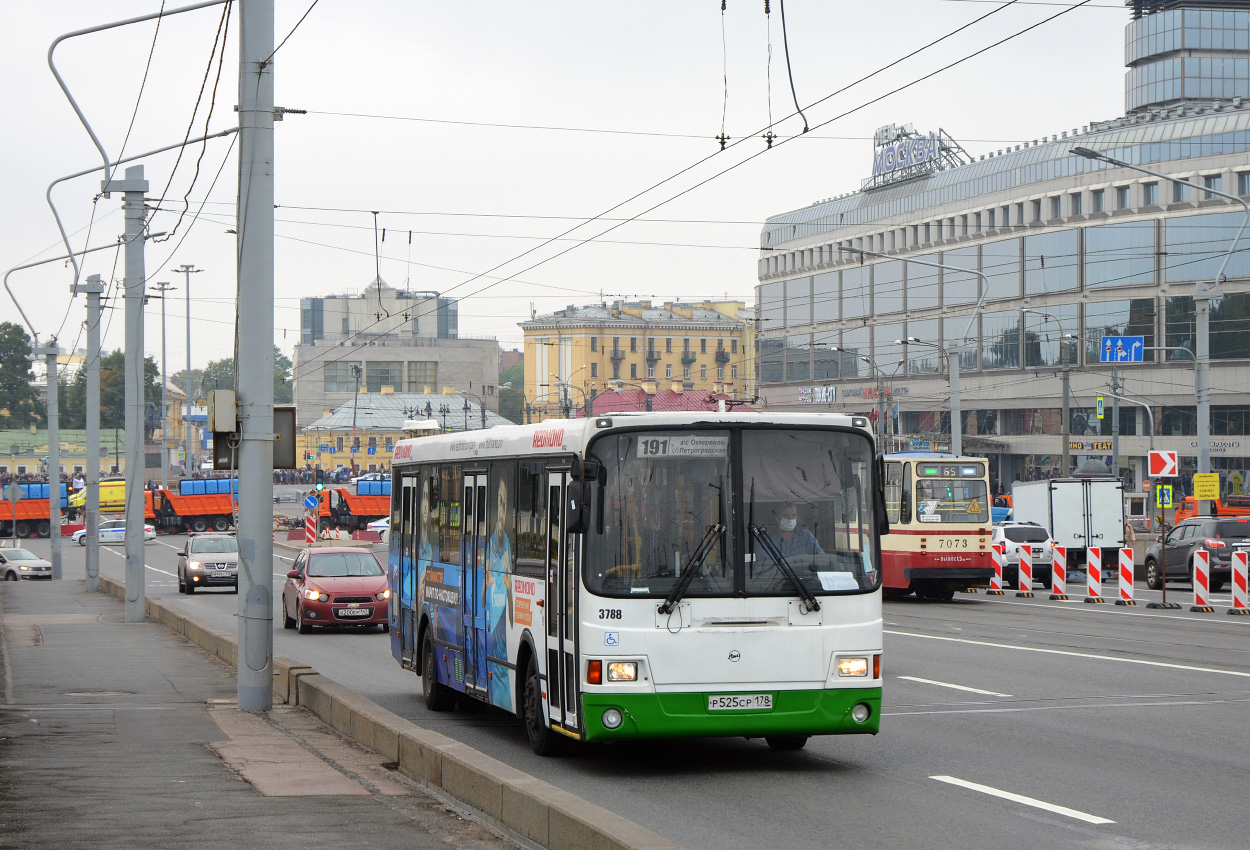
[{"left": 769, "top": 502, "right": 824, "bottom": 558}]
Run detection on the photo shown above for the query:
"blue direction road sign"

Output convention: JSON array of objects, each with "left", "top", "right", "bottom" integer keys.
[
  {"left": 1101, "top": 335, "right": 1144, "bottom": 363},
  {"left": 303, "top": 495, "right": 318, "bottom": 510}
]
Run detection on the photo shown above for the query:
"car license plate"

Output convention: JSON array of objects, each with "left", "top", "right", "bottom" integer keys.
[
  {"left": 707, "top": 694, "right": 772, "bottom": 711},
  {"left": 337, "top": 607, "right": 371, "bottom": 618}
]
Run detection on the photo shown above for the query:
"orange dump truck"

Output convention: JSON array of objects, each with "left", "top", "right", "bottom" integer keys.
[
  {"left": 153, "top": 479, "right": 237, "bottom": 533},
  {"left": 1174, "top": 493, "right": 1250, "bottom": 523},
  {"left": 310, "top": 484, "right": 390, "bottom": 531}
]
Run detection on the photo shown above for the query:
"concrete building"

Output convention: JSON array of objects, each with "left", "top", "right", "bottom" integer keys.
[
  {"left": 294, "top": 278, "right": 500, "bottom": 426},
  {"left": 755, "top": 1, "right": 1250, "bottom": 497},
  {"left": 520, "top": 299, "right": 755, "bottom": 418}
]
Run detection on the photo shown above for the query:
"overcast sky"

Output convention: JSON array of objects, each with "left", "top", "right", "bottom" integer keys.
[{"left": 3, "top": 0, "right": 1129, "bottom": 375}]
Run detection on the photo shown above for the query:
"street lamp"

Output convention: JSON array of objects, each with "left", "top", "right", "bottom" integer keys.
[
  {"left": 608, "top": 378, "right": 653, "bottom": 411},
  {"left": 1071, "top": 145, "right": 1250, "bottom": 482},
  {"left": 896, "top": 337, "right": 954, "bottom": 451},
  {"left": 822, "top": 345, "right": 888, "bottom": 439},
  {"left": 462, "top": 383, "right": 512, "bottom": 430},
  {"left": 349, "top": 363, "right": 362, "bottom": 474},
  {"left": 1023, "top": 308, "right": 1071, "bottom": 476},
  {"left": 839, "top": 246, "right": 991, "bottom": 457}
]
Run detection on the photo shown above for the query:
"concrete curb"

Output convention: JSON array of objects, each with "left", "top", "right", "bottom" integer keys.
[{"left": 96, "top": 574, "right": 684, "bottom": 850}]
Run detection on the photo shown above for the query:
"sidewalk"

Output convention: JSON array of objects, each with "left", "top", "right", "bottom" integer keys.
[{"left": 0, "top": 579, "right": 517, "bottom": 850}]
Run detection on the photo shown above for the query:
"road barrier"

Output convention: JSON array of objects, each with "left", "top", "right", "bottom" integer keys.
[
  {"left": 1085, "top": 546, "right": 1105, "bottom": 604},
  {"left": 1191, "top": 550, "right": 1215, "bottom": 613},
  {"left": 1050, "top": 545, "right": 1068, "bottom": 600},
  {"left": 1116, "top": 548, "right": 1136, "bottom": 606},
  {"left": 1231, "top": 551, "right": 1249, "bottom": 615},
  {"left": 987, "top": 543, "right": 1005, "bottom": 595},
  {"left": 304, "top": 512, "right": 316, "bottom": 544},
  {"left": 1016, "top": 545, "right": 1034, "bottom": 598}
]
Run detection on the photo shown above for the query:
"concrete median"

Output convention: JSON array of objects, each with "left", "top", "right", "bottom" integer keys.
[{"left": 97, "top": 573, "right": 684, "bottom": 850}]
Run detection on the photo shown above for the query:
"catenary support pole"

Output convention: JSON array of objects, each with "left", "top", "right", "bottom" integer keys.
[
  {"left": 33, "top": 342, "right": 62, "bottom": 578},
  {"left": 1111, "top": 368, "right": 1121, "bottom": 478},
  {"left": 236, "top": 0, "right": 276, "bottom": 711},
  {"left": 175, "top": 264, "right": 202, "bottom": 473},
  {"left": 76, "top": 275, "right": 104, "bottom": 592},
  {"left": 153, "top": 281, "right": 175, "bottom": 491},
  {"left": 103, "top": 164, "right": 148, "bottom": 622}
]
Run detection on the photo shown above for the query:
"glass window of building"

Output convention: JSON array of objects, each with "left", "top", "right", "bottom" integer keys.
[
  {"left": 1070, "top": 193, "right": 1083, "bottom": 216},
  {"left": 904, "top": 319, "right": 941, "bottom": 374},
  {"left": 942, "top": 316, "right": 979, "bottom": 370},
  {"left": 731, "top": 365, "right": 738, "bottom": 379},
  {"left": 405, "top": 361, "right": 437, "bottom": 393},
  {"left": 974, "top": 213, "right": 982, "bottom": 233},
  {"left": 1032, "top": 199, "right": 1043, "bottom": 222},
  {"left": 786, "top": 277, "right": 811, "bottom": 326},
  {"left": 683, "top": 365, "right": 691, "bottom": 380},
  {"left": 982, "top": 310, "right": 1022, "bottom": 370},
  {"left": 1174, "top": 179, "right": 1189, "bottom": 203},
  {"left": 1092, "top": 189, "right": 1105, "bottom": 213},
  {"left": 612, "top": 336, "right": 620, "bottom": 353},
  {"left": 981, "top": 238, "right": 1020, "bottom": 300},
  {"left": 1143, "top": 182, "right": 1159, "bottom": 206},
  {"left": 1050, "top": 197, "right": 1062, "bottom": 219},
  {"left": 1017, "top": 203, "right": 1025, "bottom": 225},
  {"left": 1164, "top": 296, "right": 1195, "bottom": 363},
  {"left": 1165, "top": 211, "right": 1250, "bottom": 282},
  {"left": 842, "top": 264, "right": 870, "bottom": 320},
  {"left": 325, "top": 361, "right": 362, "bottom": 393},
  {"left": 987, "top": 209, "right": 995, "bottom": 230},
  {"left": 1084, "top": 299, "right": 1158, "bottom": 363},
  {"left": 590, "top": 337, "right": 598, "bottom": 351},
  {"left": 874, "top": 323, "right": 904, "bottom": 378},
  {"left": 1239, "top": 173, "right": 1250, "bottom": 197},
  {"left": 666, "top": 362, "right": 675, "bottom": 379},
  {"left": 941, "top": 246, "right": 978, "bottom": 307},
  {"left": 731, "top": 339, "right": 738, "bottom": 354},
  {"left": 647, "top": 365, "right": 655, "bottom": 379},
  {"left": 1203, "top": 174, "right": 1223, "bottom": 199},
  {"left": 1023, "top": 305, "right": 1078, "bottom": 367},
  {"left": 1024, "top": 229, "right": 1078, "bottom": 295},
  {"left": 1212, "top": 293, "right": 1250, "bottom": 360},
  {"left": 812, "top": 271, "right": 838, "bottom": 323},
  {"left": 904, "top": 254, "right": 939, "bottom": 311},
  {"left": 630, "top": 337, "right": 637, "bottom": 352},
  {"left": 839, "top": 327, "right": 871, "bottom": 380},
  {"left": 1085, "top": 220, "right": 1155, "bottom": 288},
  {"left": 700, "top": 364, "right": 708, "bottom": 380},
  {"left": 874, "top": 260, "right": 904, "bottom": 315},
  {"left": 1116, "top": 186, "right": 1131, "bottom": 209},
  {"left": 629, "top": 363, "right": 636, "bottom": 379},
  {"left": 666, "top": 338, "right": 673, "bottom": 353},
  {"left": 1002, "top": 206, "right": 1010, "bottom": 227},
  {"left": 786, "top": 335, "right": 810, "bottom": 382},
  {"left": 700, "top": 339, "right": 707, "bottom": 353},
  {"left": 591, "top": 363, "right": 599, "bottom": 378},
  {"left": 812, "top": 331, "right": 839, "bottom": 380},
  {"left": 365, "top": 361, "right": 402, "bottom": 393}
]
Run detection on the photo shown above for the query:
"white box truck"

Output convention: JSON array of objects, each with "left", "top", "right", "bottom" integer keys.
[{"left": 1011, "top": 478, "right": 1126, "bottom": 579}]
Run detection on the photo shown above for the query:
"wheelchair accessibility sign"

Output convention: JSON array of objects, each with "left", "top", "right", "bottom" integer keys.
[{"left": 604, "top": 632, "right": 619, "bottom": 647}]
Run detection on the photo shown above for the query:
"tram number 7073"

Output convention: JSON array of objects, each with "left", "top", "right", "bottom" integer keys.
[{"left": 933, "top": 538, "right": 970, "bottom": 549}]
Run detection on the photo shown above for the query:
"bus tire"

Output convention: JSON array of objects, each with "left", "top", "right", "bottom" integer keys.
[
  {"left": 191, "top": 517, "right": 209, "bottom": 533},
  {"left": 421, "top": 634, "right": 454, "bottom": 712},
  {"left": 765, "top": 735, "right": 809, "bottom": 751},
  {"left": 522, "top": 654, "right": 562, "bottom": 756},
  {"left": 212, "top": 516, "right": 229, "bottom": 532}
]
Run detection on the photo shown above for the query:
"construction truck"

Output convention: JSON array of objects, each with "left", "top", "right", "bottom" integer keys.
[
  {"left": 152, "top": 479, "right": 238, "bottom": 533},
  {"left": 310, "top": 480, "right": 390, "bottom": 532}
]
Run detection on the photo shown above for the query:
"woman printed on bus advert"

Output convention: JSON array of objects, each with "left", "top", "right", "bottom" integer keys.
[
  {"left": 415, "top": 479, "right": 435, "bottom": 610},
  {"left": 484, "top": 475, "right": 513, "bottom": 710}
]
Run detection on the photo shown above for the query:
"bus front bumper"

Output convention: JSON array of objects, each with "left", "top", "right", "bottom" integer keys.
[{"left": 580, "top": 687, "right": 881, "bottom": 742}]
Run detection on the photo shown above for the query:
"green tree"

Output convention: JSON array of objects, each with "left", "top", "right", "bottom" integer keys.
[
  {"left": 199, "top": 347, "right": 294, "bottom": 403},
  {"left": 60, "top": 350, "right": 160, "bottom": 431},
  {"left": 170, "top": 367, "right": 203, "bottom": 403},
  {"left": 0, "top": 322, "right": 40, "bottom": 427},
  {"left": 498, "top": 359, "right": 525, "bottom": 424}
]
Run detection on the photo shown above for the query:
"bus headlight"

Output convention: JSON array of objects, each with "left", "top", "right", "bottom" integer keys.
[
  {"left": 836, "top": 656, "right": 869, "bottom": 677},
  {"left": 602, "top": 708, "right": 624, "bottom": 729},
  {"left": 851, "top": 703, "right": 872, "bottom": 723},
  {"left": 606, "top": 662, "right": 637, "bottom": 682}
]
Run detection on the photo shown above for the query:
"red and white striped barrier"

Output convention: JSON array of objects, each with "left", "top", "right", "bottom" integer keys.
[
  {"left": 1116, "top": 547, "right": 1136, "bottom": 606},
  {"left": 1085, "top": 546, "right": 1105, "bottom": 603},
  {"left": 1049, "top": 545, "right": 1068, "bottom": 600},
  {"left": 304, "top": 513, "right": 316, "bottom": 544},
  {"left": 1016, "top": 545, "right": 1034, "bottom": 598},
  {"left": 987, "top": 543, "right": 1005, "bottom": 595},
  {"left": 1231, "top": 551, "right": 1249, "bottom": 616},
  {"left": 1191, "top": 550, "right": 1214, "bottom": 612}
]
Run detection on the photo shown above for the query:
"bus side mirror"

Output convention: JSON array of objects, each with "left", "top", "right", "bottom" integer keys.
[
  {"left": 566, "top": 481, "right": 592, "bottom": 534},
  {"left": 874, "top": 456, "right": 891, "bottom": 537}
]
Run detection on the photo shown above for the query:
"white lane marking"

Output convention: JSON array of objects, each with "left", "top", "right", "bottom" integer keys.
[
  {"left": 897, "top": 675, "right": 1011, "bottom": 697},
  {"left": 887, "top": 698, "right": 1239, "bottom": 717},
  {"left": 885, "top": 629, "right": 1250, "bottom": 678},
  {"left": 99, "top": 545, "right": 176, "bottom": 578},
  {"left": 977, "top": 596, "right": 1244, "bottom": 627},
  {"left": 931, "top": 775, "right": 1115, "bottom": 825}
]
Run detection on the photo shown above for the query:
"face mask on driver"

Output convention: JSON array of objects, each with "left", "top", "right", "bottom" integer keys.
[{"left": 779, "top": 518, "right": 797, "bottom": 532}]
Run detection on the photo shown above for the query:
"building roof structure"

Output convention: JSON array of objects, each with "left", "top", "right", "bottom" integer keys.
[{"left": 302, "top": 393, "right": 512, "bottom": 433}]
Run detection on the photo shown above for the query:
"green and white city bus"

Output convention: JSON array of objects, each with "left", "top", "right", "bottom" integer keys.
[{"left": 386, "top": 411, "right": 887, "bottom": 754}]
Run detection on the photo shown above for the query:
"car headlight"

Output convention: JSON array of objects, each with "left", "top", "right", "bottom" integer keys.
[
  {"left": 304, "top": 588, "right": 329, "bottom": 602},
  {"left": 376, "top": 589, "right": 390, "bottom": 601},
  {"left": 836, "top": 656, "right": 869, "bottom": 677},
  {"left": 19, "top": 565, "right": 31, "bottom": 571},
  {"left": 188, "top": 561, "right": 202, "bottom": 571},
  {"left": 606, "top": 661, "right": 638, "bottom": 682}
]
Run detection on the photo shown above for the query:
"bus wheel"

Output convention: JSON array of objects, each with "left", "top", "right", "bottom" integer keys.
[
  {"left": 191, "top": 517, "right": 209, "bottom": 533},
  {"left": 421, "top": 636, "right": 454, "bottom": 712},
  {"left": 212, "top": 516, "right": 229, "bottom": 532},
  {"left": 765, "top": 735, "right": 809, "bottom": 751},
  {"left": 522, "top": 655, "right": 562, "bottom": 756}
]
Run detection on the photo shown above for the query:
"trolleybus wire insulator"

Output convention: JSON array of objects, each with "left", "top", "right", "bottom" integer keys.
[
  {"left": 749, "top": 525, "right": 821, "bottom": 613},
  {"left": 657, "top": 522, "right": 725, "bottom": 616}
]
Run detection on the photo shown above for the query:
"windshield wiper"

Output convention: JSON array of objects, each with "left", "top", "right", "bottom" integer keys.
[
  {"left": 657, "top": 522, "right": 725, "bottom": 615},
  {"left": 750, "top": 526, "right": 821, "bottom": 612}
]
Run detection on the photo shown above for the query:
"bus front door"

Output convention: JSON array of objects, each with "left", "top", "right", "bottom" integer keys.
[
  {"left": 545, "top": 472, "right": 579, "bottom": 735},
  {"left": 462, "top": 473, "right": 489, "bottom": 698}
]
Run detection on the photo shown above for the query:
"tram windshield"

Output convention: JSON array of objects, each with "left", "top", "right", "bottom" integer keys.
[{"left": 584, "top": 428, "right": 879, "bottom": 598}]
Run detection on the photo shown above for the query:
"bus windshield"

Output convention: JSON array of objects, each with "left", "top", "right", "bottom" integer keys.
[
  {"left": 584, "top": 427, "right": 878, "bottom": 598},
  {"left": 915, "top": 477, "right": 989, "bottom": 523}
]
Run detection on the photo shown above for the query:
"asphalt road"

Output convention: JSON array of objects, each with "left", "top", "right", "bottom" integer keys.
[{"left": 19, "top": 535, "right": 1250, "bottom": 850}]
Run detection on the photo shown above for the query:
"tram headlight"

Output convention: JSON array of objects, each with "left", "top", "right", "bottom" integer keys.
[
  {"left": 602, "top": 708, "right": 624, "bottom": 729},
  {"left": 606, "top": 662, "right": 637, "bottom": 682},
  {"left": 851, "top": 703, "right": 872, "bottom": 723},
  {"left": 836, "top": 656, "right": 869, "bottom": 678}
]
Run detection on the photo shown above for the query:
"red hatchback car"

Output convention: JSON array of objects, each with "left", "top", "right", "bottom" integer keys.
[{"left": 282, "top": 547, "right": 390, "bottom": 633}]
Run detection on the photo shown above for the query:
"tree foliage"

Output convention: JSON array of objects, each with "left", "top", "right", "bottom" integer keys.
[
  {"left": 0, "top": 322, "right": 41, "bottom": 427},
  {"left": 498, "top": 360, "right": 525, "bottom": 424},
  {"left": 60, "top": 350, "right": 160, "bottom": 432},
  {"left": 198, "top": 347, "right": 294, "bottom": 403}
]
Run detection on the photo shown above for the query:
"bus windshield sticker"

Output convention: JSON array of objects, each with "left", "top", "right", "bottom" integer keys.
[
  {"left": 636, "top": 435, "right": 729, "bottom": 458},
  {"left": 966, "top": 498, "right": 981, "bottom": 514},
  {"left": 817, "top": 571, "right": 858, "bottom": 591},
  {"left": 919, "top": 500, "right": 942, "bottom": 521}
]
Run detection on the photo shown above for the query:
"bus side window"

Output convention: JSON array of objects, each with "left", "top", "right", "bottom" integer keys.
[{"left": 900, "top": 462, "right": 912, "bottom": 523}]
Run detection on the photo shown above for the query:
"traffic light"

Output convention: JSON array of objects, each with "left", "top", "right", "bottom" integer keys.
[{"left": 314, "top": 468, "right": 325, "bottom": 491}]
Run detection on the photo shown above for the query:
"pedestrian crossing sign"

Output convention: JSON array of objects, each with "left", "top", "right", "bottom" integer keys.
[{"left": 1156, "top": 485, "right": 1173, "bottom": 509}]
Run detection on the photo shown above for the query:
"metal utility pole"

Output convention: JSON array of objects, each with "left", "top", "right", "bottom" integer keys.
[
  {"left": 33, "top": 341, "right": 62, "bottom": 579},
  {"left": 1025, "top": 309, "right": 1069, "bottom": 476},
  {"left": 1111, "top": 368, "right": 1121, "bottom": 478},
  {"left": 236, "top": 0, "right": 276, "bottom": 712},
  {"left": 101, "top": 164, "right": 148, "bottom": 621},
  {"left": 174, "top": 264, "right": 202, "bottom": 474},
  {"left": 151, "top": 281, "right": 175, "bottom": 491},
  {"left": 350, "top": 363, "right": 362, "bottom": 473},
  {"left": 75, "top": 274, "right": 105, "bottom": 592}
]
